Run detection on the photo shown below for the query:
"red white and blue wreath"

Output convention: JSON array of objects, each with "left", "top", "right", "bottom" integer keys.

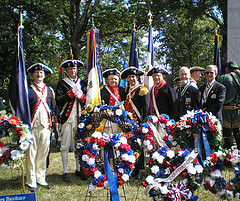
[
  {"left": 203, "top": 149, "right": 240, "bottom": 200},
  {"left": 75, "top": 103, "right": 138, "bottom": 191},
  {"left": 141, "top": 146, "right": 203, "bottom": 200},
  {"left": 0, "top": 110, "right": 32, "bottom": 169}
]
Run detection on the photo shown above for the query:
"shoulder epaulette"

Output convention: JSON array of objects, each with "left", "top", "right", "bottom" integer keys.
[{"left": 139, "top": 86, "right": 149, "bottom": 96}]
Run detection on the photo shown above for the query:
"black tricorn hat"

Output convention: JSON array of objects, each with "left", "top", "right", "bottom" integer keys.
[
  {"left": 190, "top": 66, "right": 205, "bottom": 73},
  {"left": 27, "top": 63, "right": 53, "bottom": 74},
  {"left": 120, "top": 66, "right": 144, "bottom": 79},
  {"left": 147, "top": 67, "right": 169, "bottom": 76},
  {"left": 103, "top": 68, "right": 120, "bottom": 78},
  {"left": 60, "top": 60, "right": 84, "bottom": 68}
]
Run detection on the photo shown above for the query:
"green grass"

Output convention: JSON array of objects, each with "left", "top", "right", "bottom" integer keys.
[{"left": 0, "top": 140, "right": 239, "bottom": 201}]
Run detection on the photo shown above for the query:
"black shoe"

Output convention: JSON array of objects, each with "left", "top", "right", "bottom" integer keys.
[
  {"left": 26, "top": 184, "right": 37, "bottom": 192},
  {"left": 62, "top": 173, "right": 70, "bottom": 183},
  {"left": 38, "top": 183, "right": 52, "bottom": 189}
]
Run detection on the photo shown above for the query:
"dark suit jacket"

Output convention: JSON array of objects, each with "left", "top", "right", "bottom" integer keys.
[
  {"left": 151, "top": 83, "right": 178, "bottom": 120},
  {"left": 100, "top": 86, "right": 125, "bottom": 105},
  {"left": 177, "top": 84, "right": 201, "bottom": 119},
  {"left": 200, "top": 81, "right": 226, "bottom": 123}
]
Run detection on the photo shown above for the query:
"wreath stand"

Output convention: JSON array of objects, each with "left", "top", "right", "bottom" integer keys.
[{"left": 84, "top": 183, "right": 127, "bottom": 201}]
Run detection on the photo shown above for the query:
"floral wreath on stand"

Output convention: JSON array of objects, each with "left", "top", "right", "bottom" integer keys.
[
  {"left": 162, "top": 110, "right": 223, "bottom": 153},
  {"left": 75, "top": 103, "right": 138, "bottom": 191},
  {"left": 203, "top": 149, "right": 240, "bottom": 200},
  {"left": 0, "top": 110, "right": 32, "bottom": 169},
  {"left": 141, "top": 146, "right": 203, "bottom": 201}
]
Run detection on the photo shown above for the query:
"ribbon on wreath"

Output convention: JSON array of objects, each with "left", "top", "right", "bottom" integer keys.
[{"left": 104, "top": 144, "right": 120, "bottom": 201}]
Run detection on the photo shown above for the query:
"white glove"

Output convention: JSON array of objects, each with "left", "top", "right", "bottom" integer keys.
[{"left": 72, "top": 85, "right": 83, "bottom": 98}]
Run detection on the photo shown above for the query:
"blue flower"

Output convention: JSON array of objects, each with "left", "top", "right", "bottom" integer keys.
[
  {"left": 127, "top": 149, "right": 134, "bottom": 155},
  {"left": 158, "top": 146, "right": 168, "bottom": 156},
  {"left": 182, "top": 149, "right": 190, "bottom": 157},
  {"left": 190, "top": 195, "right": 198, "bottom": 201},
  {"left": 92, "top": 178, "right": 98, "bottom": 185},
  {"left": 157, "top": 169, "right": 165, "bottom": 177},
  {"left": 141, "top": 123, "right": 149, "bottom": 128},
  {"left": 124, "top": 168, "right": 131, "bottom": 175}
]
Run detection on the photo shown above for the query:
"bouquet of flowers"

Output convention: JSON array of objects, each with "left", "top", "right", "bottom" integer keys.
[
  {"left": 142, "top": 146, "right": 203, "bottom": 200},
  {"left": 0, "top": 110, "right": 32, "bottom": 169}
]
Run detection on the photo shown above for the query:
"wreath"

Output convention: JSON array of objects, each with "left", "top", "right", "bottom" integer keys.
[
  {"left": 163, "top": 110, "right": 223, "bottom": 152},
  {"left": 203, "top": 149, "right": 240, "bottom": 200},
  {"left": 141, "top": 146, "right": 203, "bottom": 200},
  {"left": 75, "top": 103, "right": 138, "bottom": 191},
  {"left": 0, "top": 110, "right": 32, "bottom": 169}
]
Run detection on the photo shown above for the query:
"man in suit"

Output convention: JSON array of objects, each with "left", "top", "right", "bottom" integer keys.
[
  {"left": 189, "top": 66, "right": 205, "bottom": 89},
  {"left": 218, "top": 61, "right": 240, "bottom": 149},
  {"left": 26, "top": 63, "right": 55, "bottom": 191},
  {"left": 177, "top": 67, "right": 201, "bottom": 118},
  {"left": 200, "top": 65, "right": 226, "bottom": 123},
  {"left": 56, "top": 60, "right": 87, "bottom": 182},
  {"left": 120, "top": 66, "right": 150, "bottom": 180},
  {"left": 147, "top": 66, "right": 178, "bottom": 120}
]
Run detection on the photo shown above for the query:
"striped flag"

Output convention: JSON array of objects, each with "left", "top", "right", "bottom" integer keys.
[
  {"left": 86, "top": 27, "right": 103, "bottom": 105},
  {"left": 144, "top": 13, "right": 154, "bottom": 90},
  {"left": 129, "top": 27, "right": 139, "bottom": 68},
  {"left": 119, "top": 61, "right": 128, "bottom": 88},
  {"left": 8, "top": 24, "right": 31, "bottom": 127},
  {"left": 214, "top": 31, "right": 221, "bottom": 76}
]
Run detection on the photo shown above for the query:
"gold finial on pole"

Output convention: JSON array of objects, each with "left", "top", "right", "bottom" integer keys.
[
  {"left": 132, "top": 20, "right": 136, "bottom": 34},
  {"left": 148, "top": 10, "right": 153, "bottom": 25},
  {"left": 69, "top": 42, "right": 73, "bottom": 59}
]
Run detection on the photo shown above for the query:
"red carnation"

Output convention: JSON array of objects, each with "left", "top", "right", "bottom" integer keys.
[
  {"left": 84, "top": 168, "right": 92, "bottom": 176},
  {"left": 148, "top": 130, "right": 154, "bottom": 137},
  {"left": 163, "top": 136, "right": 168, "bottom": 141},
  {"left": 97, "top": 139, "right": 105, "bottom": 147},
  {"left": 163, "top": 160, "right": 171, "bottom": 167},
  {"left": 141, "top": 181, "right": 148, "bottom": 187},
  {"left": 83, "top": 149, "right": 90, "bottom": 155},
  {"left": 150, "top": 139, "right": 155, "bottom": 145},
  {"left": 8, "top": 116, "right": 20, "bottom": 125},
  {"left": 90, "top": 137, "right": 97, "bottom": 143},
  {"left": 0, "top": 157, "right": 4, "bottom": 165},
  {"left": 181, "top": 171, "right": 188, "bottom": 178},
  {"left": 210, "top": 153, "right": 218, "bottom": 164},
  {"left": 168, "top": 131, "right": 176, "bottom": 136},
  {"left": 193, "top": 159, "right": 198, "bottom": 165},
  {"left": 147, "top": 160, "right": 155, "bottom": 166},
  {"left": 118, "top": 177, "right": 124, "bottom": 186},
  {"left": 92, "top": 167, "right": 99, "bottom": 173},
  {"left": 96, "top": 181, "right": 104, "bottom": 187},
  {"left": 103, "top": 174, "right": 107, "bottom": 182},
  {"left": 144, "top": 134, "right": 151, "bottom": 140}
]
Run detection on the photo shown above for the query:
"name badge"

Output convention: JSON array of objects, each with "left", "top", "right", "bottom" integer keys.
[{"left": 211, "top": 94, "right": 216, "bottom": 99}]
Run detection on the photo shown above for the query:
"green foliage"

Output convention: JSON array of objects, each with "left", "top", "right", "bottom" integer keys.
[{"left": 0, "top": 0, "right": 226, "bottom": 105}]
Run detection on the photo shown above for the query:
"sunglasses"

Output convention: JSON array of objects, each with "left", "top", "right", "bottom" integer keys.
[{"left": 205, "top": 71, "right": 214, "bottom": 75}]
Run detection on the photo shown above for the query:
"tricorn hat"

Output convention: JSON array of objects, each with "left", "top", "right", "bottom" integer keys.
[
  {"left": 60, "top": 60, "right": 84, "bottom": 68},
  {"left": 225, "top": 61, "right": 239, "bottom": 69},
  {"left": 103, "top": 68, "right": 120, "bottom": 78},
  {"left": 147, "top": 67, "right": 169, "bottom": 76},
  {"left": 120, "top": 66, "right": 144, "bottom": 79},
  {"left": 27, "top": 63, "right": 53, "bottom": 74},
  {"left": 190, "top": 66, "right": 205, "bottom": 74}
]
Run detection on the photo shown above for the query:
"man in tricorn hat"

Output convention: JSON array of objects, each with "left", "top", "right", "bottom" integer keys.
[
  {"left": 26, "top": 63, "right": 55, "bottom": 191},
  {"left": 55, "top": 59, "right": 87, "bottom": 182},
  {"left": 189, "top": 66, "right": 206, "bottom": 89},
  {"left": 121, "top": 66, "right": 150, "bottom": 180},
  {"left": 218, "top": 61, "right": 240, "bottom": 149},
  {"left": 101, "top": 68, "right": 125, "bottom": 133},
  {"left": 147, "top": 66, "right": 178, "bottom": 120}
]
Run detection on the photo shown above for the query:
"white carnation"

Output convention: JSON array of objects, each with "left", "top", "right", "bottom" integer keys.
[
  {"left": 167, "top": 150, "right": 175, "bottom": 159},
  {"left": 156, "top": 155, "right": 165, "bottom": 164},
  {"left": 146, "top": 175, "right": 155, "bottom": 185},
  {"left": 160, "top": 184, "right": 168, "bottom": 194},
  {"left": 89, "top": 183, "right": 96, "bottom": 191},
  {"left": 88, "top": 158, "right": 95, "bottom": 165},
  {"left": 121, "top": 153, "right": 129, "bottom": 161},
  {"left": 210, "top": 169, "right": 222, "bottom": 178},
  {"left": 94, "top": 170, "right": 102, "bottom": 179},
  {"left": 147, "top": 145, "right": 153, "bottom": 151},
  {"left": 151, "top": 165, "right": 160, "bottom": 174},
  {"left": 143, "top": 140, "right": 151, "bottom": 146},
  {"left": 19, "top": 141, "right": 30, "bottom": 151},
  {"left": 122, "top": 174, "right": 129, "bottom": 182},
  {"left": 92, "top": 143, "right": 99, "bottom": 151},
  {"left": 82, "top": 154, "right": 89, "bottom": 161},
  {"left": 195, "top": 164, "right": 203, "bottom": 173},
  {"left": 119, "top": 137, "right": 127, "bottom": 144},
  {"left": 151, "top": 116, "right": 159, "bottom": 123},
  {"left": 115, "top": 109, "right": 122, "bottom": 116},
  {"left": 142, "top": 127, "right": 149, "bottom": 134},
  {"left": 118, "top": 168, "right": 124, "bottom": 174},
  {"left": 78, "top": 123, "right": 85, "bottom": 129},
  {"left": 128, "top": 155, "right": 136, "bottom": 163},
  {"left": 92, "top": 131, "right": 103, "bottom": 139},
  {"left": 136, "top": 138, "right": 142, "bottom": 146}
]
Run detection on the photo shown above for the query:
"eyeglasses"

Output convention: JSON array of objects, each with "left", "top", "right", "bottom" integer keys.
[{"left": 205, "top": 71, "right": 214, "bottom": 75}]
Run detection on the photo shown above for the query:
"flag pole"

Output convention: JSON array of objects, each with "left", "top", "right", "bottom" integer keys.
[{"left": 19, "top": 11, "right": 26, "bottom": 193}]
